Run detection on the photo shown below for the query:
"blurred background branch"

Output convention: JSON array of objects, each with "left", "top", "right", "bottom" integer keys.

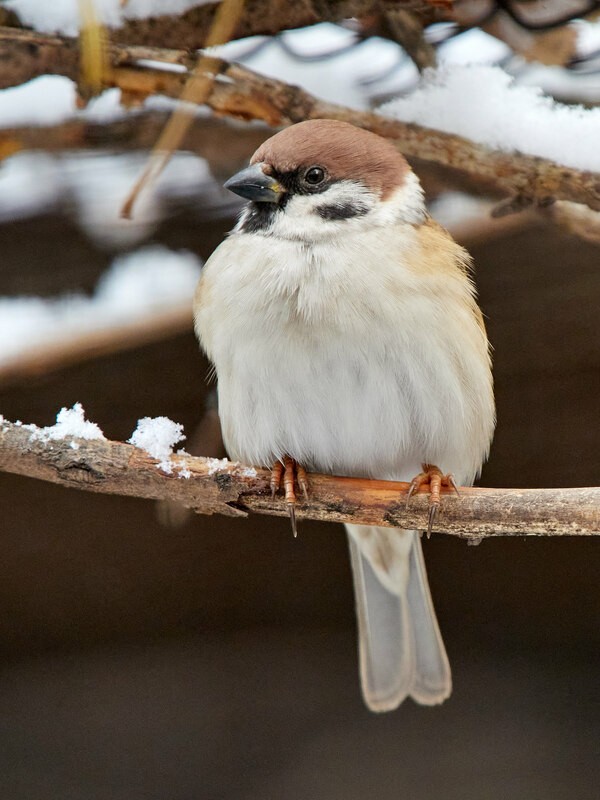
[
  {"left": 1, "top": 26, "right": 599, "bottom": 214},
  {"left": 0, "top": 1, "right": 453, "bottom": 51}
]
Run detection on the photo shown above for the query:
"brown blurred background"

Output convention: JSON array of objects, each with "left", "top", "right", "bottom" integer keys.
[{"left": 1, "top": 174, "right": 599, "bottom": 798}]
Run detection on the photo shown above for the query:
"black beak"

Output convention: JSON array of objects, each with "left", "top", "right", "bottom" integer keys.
[{"left": 224, "top": 163, "right": 284, "bottom": 203}]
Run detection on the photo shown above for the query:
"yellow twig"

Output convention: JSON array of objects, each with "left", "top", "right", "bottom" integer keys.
[{"left": 78, "top": 0, "right": 109, "bottom": 97}]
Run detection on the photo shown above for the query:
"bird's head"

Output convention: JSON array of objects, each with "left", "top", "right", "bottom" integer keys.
[{"left": 225, "top": 119, "right": 426, "bottom": 242}]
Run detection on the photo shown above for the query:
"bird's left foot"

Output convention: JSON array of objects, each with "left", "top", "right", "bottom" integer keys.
[
  {"left": 270, "top": 456, "right": 309, "bottom": 537},
  {"left": 406, "top": 464, "right": 459, "bottom": 537}
]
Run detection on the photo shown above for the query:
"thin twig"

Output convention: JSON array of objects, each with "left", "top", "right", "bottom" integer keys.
[
  {"left": 78, "top": 0, "right": 109, "bottom": 98},
  {"left": 0, "top": 421, "right": 598, "bottom": 537}
]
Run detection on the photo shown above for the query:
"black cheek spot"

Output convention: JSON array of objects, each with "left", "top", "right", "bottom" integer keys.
[
  {"left": 316, "top": 202, "right": 369, "bottom": 221},
  {"left": 239, "top": 202, "right": 278, "bottom": 233},
  {"left": 238, "top": 192, "right": 290, "bottom": 233}
]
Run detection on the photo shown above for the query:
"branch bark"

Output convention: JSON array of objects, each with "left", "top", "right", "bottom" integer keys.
[
  {"left": 1, "top": 27, "right": 599, "bottom": 212},
  {"left": 1, "top": 421, "right": 598, "bottom": 538}
]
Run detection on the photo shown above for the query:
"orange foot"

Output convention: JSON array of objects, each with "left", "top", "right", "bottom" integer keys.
[
  {"left": 406, "top": 463, "right": 460, "bottom": 537},
  {"left": 270, "top": 456, "right": 309, "bottom": 537}
]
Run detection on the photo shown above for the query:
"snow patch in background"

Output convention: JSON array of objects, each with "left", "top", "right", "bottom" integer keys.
[
  {"left": 0, "top": 148, "right": 216, "bottom": 241},
  {"left": 0, "top": 76, "right": 78, "bottom": 126},
  {"left": 429, "top": 192, "right": 493, "bottom": 230},
  {"left": 29, "top": 403, "right": 106, "bottom": 442},
  {"left": 81, "top": 88, "right": 128, "bottom": 123},
  {"left": 383, "top": 65, "right": 600, "bottom": 171},
  {"left": 128, "top": 416, "right": 186, "bottom": 474},
  {"left": 66, "top": 151, "right": 213, "bottom": 249},
  {"left": 437, "top": 28, "right": 511, "bottom": 66},
  {"left": 0, "top": 79, "right": 138, "bottom": 130},
  {"left": 574, "top": 20, "right": 600, "bottom": 58},
  {"left": 0, "top": 152, "right": 63, "bottom": 222},
  {"left": 67, "top": 153, "right": 164, "bottom": 247},
  {"left": 0, "top": 246, "right": 202, "bottom": 365},
  {"left": 66, "top": 152, "right": 198, "bottom": 248},
  {"left": 95, "top": 246, "right": 202, "bottom": 314},
  {"left": 5, "top": 0, "right": 214, "bottom": 36}
]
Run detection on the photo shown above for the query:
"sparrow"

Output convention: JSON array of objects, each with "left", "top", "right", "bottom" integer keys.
[{"left": 194, "top": 119, "right": 495, "bottom": 712}]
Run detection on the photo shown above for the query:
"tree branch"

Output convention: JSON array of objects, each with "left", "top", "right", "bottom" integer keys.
[
  {"left": 1, "top": 27, "right": 599, "bottom": 212},
  {"left": 1, "top": 421, "right": 598, "bottom": 537}
]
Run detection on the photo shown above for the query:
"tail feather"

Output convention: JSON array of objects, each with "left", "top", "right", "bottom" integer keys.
[
  {"left": 348, "top": 538, "right": 414, "bottom": 711},
  {"left": 406, "top": 536, "right": 452, "bottom": 705},
  {"left": 346, "top": 525, "right": 451, "bottom": 712}
]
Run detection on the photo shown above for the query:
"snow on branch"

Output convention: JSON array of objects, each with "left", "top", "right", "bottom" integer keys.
[
  {"left": 383, "top": 65, "right": 600, "bottom": 175},
  {"left": 1, "top": 416, "right": 598, "bottom": 538},
  {"left": 1, "top": 27, "right": 600, "bottom": 212}
]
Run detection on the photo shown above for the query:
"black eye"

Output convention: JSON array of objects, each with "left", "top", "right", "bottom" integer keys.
[{"left": 304, "top": 166, "right": 325, "bottom": 186}]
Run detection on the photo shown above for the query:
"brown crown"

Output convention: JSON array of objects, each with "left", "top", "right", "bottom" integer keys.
[{"left": 250, "top": 120, "right": 409, "bottom": 199}]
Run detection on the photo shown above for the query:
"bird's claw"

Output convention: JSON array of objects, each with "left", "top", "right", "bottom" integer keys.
[
  {"left": 270, "top": 456, "right": 309, "bottom": 537},
  {"left": 270, "top": 460, "right": 283, "bottom": 499},
  {"left": 287, "top": 502, "right": 297, "bottom": 538},
  {"left": 406, "top": 463, "right": 460, "bottom": 538}
]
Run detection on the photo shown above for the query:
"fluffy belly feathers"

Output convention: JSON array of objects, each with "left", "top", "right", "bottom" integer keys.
[{"left": 195, "top": 231, "right": 494, "bottom": 484}]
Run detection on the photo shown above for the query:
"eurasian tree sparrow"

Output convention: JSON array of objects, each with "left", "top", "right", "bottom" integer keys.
[{"left": 194, "top": 119, "right": 495, "bottom": 712}]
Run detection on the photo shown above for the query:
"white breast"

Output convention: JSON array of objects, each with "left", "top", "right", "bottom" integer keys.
[{"left": 195, "top": 225, "right": 494, "bottom": 485}]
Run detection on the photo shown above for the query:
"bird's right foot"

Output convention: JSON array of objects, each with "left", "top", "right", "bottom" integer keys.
[
  {"left": 406, "top": 463, "right": 460, "bottom": 537},
  {"left": 270, "top": 456, "right": 309, "bottom": 537}
]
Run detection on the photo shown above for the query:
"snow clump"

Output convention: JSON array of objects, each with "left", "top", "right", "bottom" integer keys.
[
  {"left": 128, "top": 416, "right": 186, "bottom": 474},
  {"left": 29, "top": 403, "right": 106, "bottom": 443}
]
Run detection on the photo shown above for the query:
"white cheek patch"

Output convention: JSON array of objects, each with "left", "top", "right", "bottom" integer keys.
[
  {"left": 268, "top": 182, "right": 378, "bottom": 242},
  {"left": 374, "top": 171, "right": 426, "bottom": 226}
]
